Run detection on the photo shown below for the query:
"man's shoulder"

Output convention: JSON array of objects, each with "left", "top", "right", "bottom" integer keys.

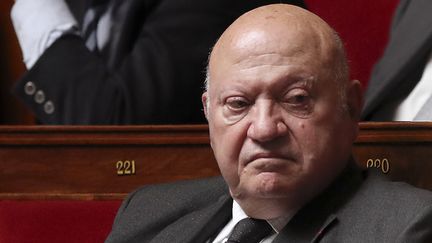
[
  {"left": 123, "top": 176, "right": 228, "bottom": 211},
  {"left": 323, "top": 169, "right": 432, "bottom": 241},
  {"left": 314, "top": 166, "right": 432, "bottom": 219},
  {"left": 106, "top": 178, "right": 230, "bottom": 242},
  {"left": 359, "top": 169, "right": 432, "bottom": 208},
  {"left": 339, "top": 169, "right": 432, "bottom": 230},
  {"left": 134, "top": 176, "right": 227, "bottom": 196}
]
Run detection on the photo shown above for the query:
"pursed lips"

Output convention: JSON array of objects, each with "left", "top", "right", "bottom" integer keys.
[{"left": 245, "top": 151, "right": 295, "bottom": 167}]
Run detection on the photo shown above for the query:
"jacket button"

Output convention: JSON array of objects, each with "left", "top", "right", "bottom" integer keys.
[
  {"left": 44, "top": 101, "right": 55, "bottom": 114},
  {"left": 34, "top": 90, "right": 45, "bottom": 104},
  {"left": 24, "top": 81, "right": 36, "bottom": 95}
]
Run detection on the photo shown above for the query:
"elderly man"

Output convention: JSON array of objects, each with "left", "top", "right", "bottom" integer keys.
[{"left": 105, "top": 4, "right": 432, "bottom": 242}]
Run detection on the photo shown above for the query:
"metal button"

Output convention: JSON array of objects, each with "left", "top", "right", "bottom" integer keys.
[
  {"left": 24, "top": 81, "right": 36, "bottom": 95},
  {"left": 34, "top": 90, "right": 45, "bottom": 104},
  {"left": 44, "top": 100, "right": 55, "bottom": 114}
]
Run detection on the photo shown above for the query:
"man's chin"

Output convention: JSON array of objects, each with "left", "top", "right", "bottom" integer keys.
[{"left": 235, "top": 174, "right": 296, "bottom": 199}]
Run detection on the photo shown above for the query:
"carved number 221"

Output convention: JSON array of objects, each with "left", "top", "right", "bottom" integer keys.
[{"left": 116, "top": 160, "right": 136, "bottom": 175}]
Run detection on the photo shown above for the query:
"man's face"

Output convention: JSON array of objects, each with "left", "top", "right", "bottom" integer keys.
[{"left": 203, "top": 21, "right": 360, "bottom": 208}]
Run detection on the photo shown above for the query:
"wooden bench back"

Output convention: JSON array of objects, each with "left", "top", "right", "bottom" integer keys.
[{"left": 0, "top": 122, "right": 431, "bottom": 200}]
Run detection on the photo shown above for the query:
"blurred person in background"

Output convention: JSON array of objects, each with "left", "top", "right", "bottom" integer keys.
[{"left": 11, "top": 0, "right": 305, "bottom": 124}]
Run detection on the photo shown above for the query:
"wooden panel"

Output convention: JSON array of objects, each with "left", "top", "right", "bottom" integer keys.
[
  {"left": 0, "top": 122, "right": 431, "bottom": 200},
  {"left": 353, "top": 122, "right": 432, "bottom": 191},
  {"left": 0, "top": 125, "right": 218, "bottom": 200}
]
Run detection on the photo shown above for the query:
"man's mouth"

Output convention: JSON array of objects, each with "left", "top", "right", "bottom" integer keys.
[{"left": 246, "top": 152, "right": 295, "bottom": 167}]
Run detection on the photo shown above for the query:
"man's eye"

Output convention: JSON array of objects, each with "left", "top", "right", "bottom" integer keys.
[
  {"left": 225, "top": 97, "right": 249, "bottom": 111},
  {"left": 284, "top": 89, "right": 312, "bottom": 110},
  {"left": 288, "top": 94, "right": 309, "bottom": 105}
]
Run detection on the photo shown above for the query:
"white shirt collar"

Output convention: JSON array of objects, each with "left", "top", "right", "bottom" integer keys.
[
  {"left": 212, "top": 200, "right": 297, "bottom": 243},
  {"left": 232, "top": 200, "right": 294, "bottom": 233}
]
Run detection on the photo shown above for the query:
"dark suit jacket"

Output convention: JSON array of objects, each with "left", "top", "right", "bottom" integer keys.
[
  {"left": 105, "top": 165, "right": 432, "bottom": 242},
  {"left": 13, "top": 0, "right": 306, "bottom": 124},
  {"left": 362, "top": 0, "right": 432, "bottom": 120}
]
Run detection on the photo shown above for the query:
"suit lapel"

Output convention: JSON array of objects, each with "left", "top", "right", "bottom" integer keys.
[
  {"left": 309, "top": 215, "right": 337, "bottom": 243},
  {"left": 274, "top": 163, "right": 363, "bottom": 243},
  {"left": 150, "top": 194, "right": 232, "bottom": 243},
  {"left": 364, "top": 0, "right": 432, "bottom": 117},
  {"left": 273, "top": 215, "right": 337, "bottom": 243}
]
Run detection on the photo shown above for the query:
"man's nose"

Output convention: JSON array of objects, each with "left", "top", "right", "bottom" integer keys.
[{"left": 246, "top": 101, "right": 288, "bottom": 142}]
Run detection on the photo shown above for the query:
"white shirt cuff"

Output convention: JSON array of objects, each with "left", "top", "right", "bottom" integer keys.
[{"left": 11, "top": 0, "right": 79, "bottom": 68}]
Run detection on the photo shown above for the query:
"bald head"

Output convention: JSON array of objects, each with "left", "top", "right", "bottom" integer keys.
[
  {"left": 212, "top": 4, "right": 337, "bottom": 60},
  {"left": 206, "top": 4, "right": 349, "bottom": 105}
]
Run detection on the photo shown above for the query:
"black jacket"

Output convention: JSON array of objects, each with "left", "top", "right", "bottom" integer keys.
[{"left": 106, "top": 166, "right": 432, "bottom": 242}]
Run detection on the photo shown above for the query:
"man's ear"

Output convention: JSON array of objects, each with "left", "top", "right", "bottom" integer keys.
[
  {"left": 202, "top": 92, "right": 209, "bottom": 120},
  {"left": 347, "top": 79, "right": 363, "bottom": 121}
]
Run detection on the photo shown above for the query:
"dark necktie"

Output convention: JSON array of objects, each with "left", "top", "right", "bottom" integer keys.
[{"left": 227, "top": 218, "right": 274, "bottom": 243}]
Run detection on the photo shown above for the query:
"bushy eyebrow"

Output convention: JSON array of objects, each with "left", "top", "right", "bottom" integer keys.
[{"left": 276, "top": 75, "right": 316, "bottom": 93}]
